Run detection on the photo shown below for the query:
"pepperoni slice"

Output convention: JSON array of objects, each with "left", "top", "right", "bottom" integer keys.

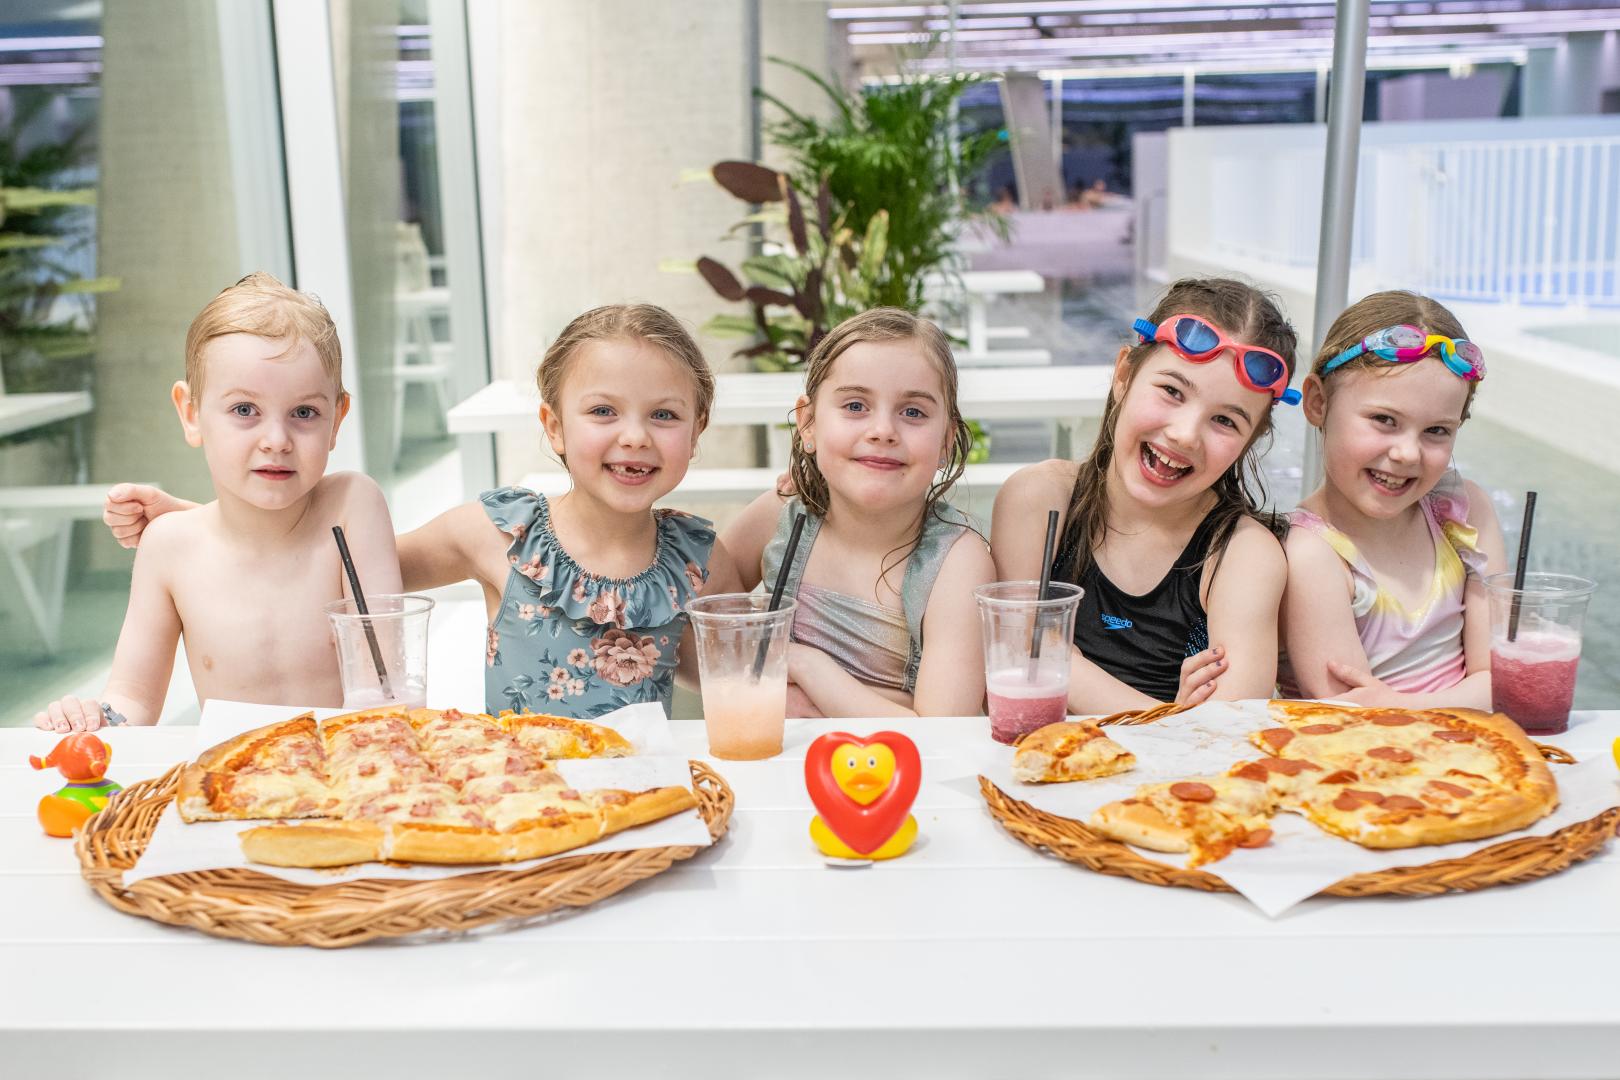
[
  {"left": 1345, "top": 789, "right": 1387, "bottom": 805},
  {"left": 1299, "top": 723, "right": 1343, "bottom": 735},
  {"left": 1170, "top": 782, "right": 1217, "bottom": 802},
  {"left": 1237, "top": 828, "right": 1274, "bottom": 849},
  {"left": 1433, "top": 729, "right": 1477, "bottom": 742},
  {"left": 1367, "top": 746, "right": 1415, "bottom": 763},
  {"left": 1333, "top": 793, "right": 1366, "bottom": 812},
  {"left": 1429, "top": 780, "right": 1473, "bottom": 798},
  {"left": 1381, "top": 795, "right": 1426, "bottom": 811},
  {"left": 1232, "top": 763, "right": 1269, "bottom": 783},
  {"left": 1263, "top": 757, "right": 1317, "bottom": 776},
  {"left": 1259, "top": 728, "right": 1295, "bottom": 750},
  {"left": 1318, "top": 769, "right": 1359, "bottom": 785},
  {"left": 1371, "top": 712, "right": 1418, "bottom": 726}
]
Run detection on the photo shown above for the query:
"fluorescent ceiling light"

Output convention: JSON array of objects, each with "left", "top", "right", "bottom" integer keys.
[{"left": 0, "top": 35, "right": 101, "bottom": 52}]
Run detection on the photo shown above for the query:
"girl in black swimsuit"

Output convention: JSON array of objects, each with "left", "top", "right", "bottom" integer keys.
[{"left": 992, "top": 277, "right": 1298, "bottom": 712}]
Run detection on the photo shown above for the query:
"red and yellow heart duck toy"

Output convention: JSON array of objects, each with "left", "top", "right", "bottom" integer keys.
[{"left": 805, "top": 731, "right": 921, "bottom": 860}]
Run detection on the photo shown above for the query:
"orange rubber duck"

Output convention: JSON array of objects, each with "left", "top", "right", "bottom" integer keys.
[{"left": 29, "top": 733, "right": 121, "bottom": 837}]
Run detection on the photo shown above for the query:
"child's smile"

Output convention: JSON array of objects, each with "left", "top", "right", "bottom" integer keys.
[
  {"left": 541, "top": 337, "right": 700, "bottom": 515},
  {"left": 1110, "top": 350, "right": 1266, "bottom": 508},
  {"left": 799, "top": 340, "right": 951, "bottom": 515},
  {"left": 1309, "top": 361, "right": 1468, "bottom": 522},
  {"left": 1139, "top": 440, "right": 1195, "bottom": 486}
]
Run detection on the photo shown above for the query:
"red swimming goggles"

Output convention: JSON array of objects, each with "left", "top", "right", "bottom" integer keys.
[{"left": 1134, "top": 314, "right": 1301, "bottom": 405}]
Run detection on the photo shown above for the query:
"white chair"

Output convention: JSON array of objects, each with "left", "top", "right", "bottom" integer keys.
[
  {"left": 392, "top": 223, "right": 455, "bottom": 465},
  {"left": 0, "top": 486, "right": 127, "bottom": 655}
]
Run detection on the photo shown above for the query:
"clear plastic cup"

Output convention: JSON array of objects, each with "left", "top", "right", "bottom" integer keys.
[
  {"left": 324, "top": 594, "right": 433, "bottom": 710},
  {"left": 1484, "top": 572, "right": 1596, "bottom": 735},
  {"left": 686, "top": 593, "right": 797, "bottom": 760},
  {"left": 975, "top": 581, "right": 1084, "bottom": 744}
]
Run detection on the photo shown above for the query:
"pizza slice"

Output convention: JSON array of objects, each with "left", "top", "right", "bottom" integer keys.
[
  {"left": 1011, "top": 721, "right": 1136, "bottom": 784},
  {"left": 499, "top": 712, "right": 634, "bottom": 759},
  {"left": 1089, "top": 774, "right": 1276, "bottom": 867},
  {"left": 176, "top": 713, "right": 333, "bottom": 822}
]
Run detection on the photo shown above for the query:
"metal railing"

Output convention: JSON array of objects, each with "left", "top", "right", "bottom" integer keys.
[{"left": 1208, "top": 133, "right": 1620, "bottom": 308}]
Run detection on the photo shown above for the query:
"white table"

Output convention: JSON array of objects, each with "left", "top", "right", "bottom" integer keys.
[
  {"left": 927, "top": 268, "right": 1046, "bottom": 358},
  {"left": 0, "top": 390, "right": 92, "bottom": 440},
  {"left": 447, "top": 366, "right": 1110, "bottom": 495},
  {"left": 3, "top": 713, "right": 1618, "bottom": 1078}
]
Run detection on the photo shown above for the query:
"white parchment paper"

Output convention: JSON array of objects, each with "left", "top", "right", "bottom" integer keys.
[
  {"left": 972, "top": 699, "right": 1620, "bottom": 917},
  {"left": 123, "top": 700, "right": 712, "bottom": 887}
]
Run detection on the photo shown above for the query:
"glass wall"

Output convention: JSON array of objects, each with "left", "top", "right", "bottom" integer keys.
[
  {"left": 0, "top": 0, "right": 292, "bottom": 725},
  {"left": 332, "top": 0, "right": 489, "bottom": 529}
]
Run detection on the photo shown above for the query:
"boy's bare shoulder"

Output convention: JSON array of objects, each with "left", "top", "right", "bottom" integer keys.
[
  {"left": 137, "top": 499, "right": 212, "bottom": 552},
  {"left": 311, "top": 470, "right": 387, "bottom": 512}
]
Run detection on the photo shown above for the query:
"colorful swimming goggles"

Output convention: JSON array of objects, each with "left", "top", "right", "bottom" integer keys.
[
  {"left": 1321, "top": 324, "right": 1485, "bottom": 381},
  {"left": 1133, "top": 314, "right": 1301, "bottom": 405}
]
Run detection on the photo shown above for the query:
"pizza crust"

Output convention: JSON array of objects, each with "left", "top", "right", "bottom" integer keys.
[
  {"left": 182, "top": 708, "right": 693, "bottom": 869},
  {"left": 1012, "top": 721, "right": 1136, "bottom": 784},
  {"left": 177, "top": 713, "right": 323, "bottom": 822}
]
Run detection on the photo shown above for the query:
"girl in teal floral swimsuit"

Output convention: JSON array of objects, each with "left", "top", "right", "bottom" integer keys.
[{"left": 440, "top": 304, "right": 741, "bottom": 717}]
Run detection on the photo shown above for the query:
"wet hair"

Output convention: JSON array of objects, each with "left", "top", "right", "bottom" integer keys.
[
  {"left": 185, "top": 272, "right": 342, "bottom": 398},
  {"left": 1312, "top": 290, "right": 1478, "bottom": 420},
  {"left": 536, "top": 304, "right": 716, "bottom": 461},
  {"left": 786, "top": 307, "right": 973, "bottom": 582},
  {"left": 1053, "top": 276, "right": 1298, "bottom": 584}
]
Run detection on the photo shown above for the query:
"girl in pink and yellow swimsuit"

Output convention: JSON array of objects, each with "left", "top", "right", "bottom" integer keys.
[{"left": 1279, "top": 291, "right": 1507, "bottom": 709}]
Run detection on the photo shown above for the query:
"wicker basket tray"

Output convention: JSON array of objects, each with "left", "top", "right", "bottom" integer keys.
[
  {"left": 982, "top": 704, "right": 1619, "bottom": 898},
  {"left": 75, "top": 760, "right": 734, "bottom": 948}
]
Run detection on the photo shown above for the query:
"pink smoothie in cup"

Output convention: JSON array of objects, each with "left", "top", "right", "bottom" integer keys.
[
  {"left": 1491, "top": 630, "right": 1581, "bottom": 734},
  {"left": 986, "top": 669, "right": 1068, "bottom": 744}
]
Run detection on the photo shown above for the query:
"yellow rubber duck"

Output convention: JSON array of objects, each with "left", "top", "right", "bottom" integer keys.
[
  {"left": 809, "top": 742, "right": 918, "bottom": 861},
  {"left": 1611, "top": 735, "right": 1619, "bottom": 773}
]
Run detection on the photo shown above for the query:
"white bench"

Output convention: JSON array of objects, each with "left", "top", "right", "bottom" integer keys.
[
  {"left": 0, "top": 484, "right": 132, "bottom": 656},
  {"left": 925, "top": 268, "right": 1047, "bottom": 363}
]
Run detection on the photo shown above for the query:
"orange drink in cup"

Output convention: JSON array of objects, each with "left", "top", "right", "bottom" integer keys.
[{"left": 687, "top": 593, "right": 797, "bottom": 760}]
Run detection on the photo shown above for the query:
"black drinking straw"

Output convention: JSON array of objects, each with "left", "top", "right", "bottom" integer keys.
[
  {"left": 1507, "top": 491, "right": 1537, "bottom": 642},
  {"left": 1029, "top": 509, "right": 1061, "bottom": 664},
  {"left": 332, "top": 526, "right": 392, "bottom": 694},
  {"left": 752, "top": 512, "right": 807, "bottom": 680}
]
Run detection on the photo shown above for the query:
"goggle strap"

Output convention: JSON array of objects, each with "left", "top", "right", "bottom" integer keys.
[
  {"left": 1132, "top": 317, "right": 1159, "bottom": 343},
  {"left": 1279, "top": 387, "right": 1302, "bottom": 406}
]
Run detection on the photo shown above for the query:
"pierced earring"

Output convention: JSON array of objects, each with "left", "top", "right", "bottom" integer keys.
[{"left": 803, "top": 441, "right": 815, "bottom": 454}]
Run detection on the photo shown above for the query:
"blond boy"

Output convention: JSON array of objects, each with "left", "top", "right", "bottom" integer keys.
[{"left": 34, "top": 273, "right": 400, "bottom": 731}]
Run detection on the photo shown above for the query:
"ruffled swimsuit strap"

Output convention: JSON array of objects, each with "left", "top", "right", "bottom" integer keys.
[{"left": 1423, "top": 467, "right": 1488, "bottom": 579}]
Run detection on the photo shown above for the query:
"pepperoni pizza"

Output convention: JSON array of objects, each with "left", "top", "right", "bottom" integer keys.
[{"left": 1085, "top": 702, "right": 1558, "bottom": 866}]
